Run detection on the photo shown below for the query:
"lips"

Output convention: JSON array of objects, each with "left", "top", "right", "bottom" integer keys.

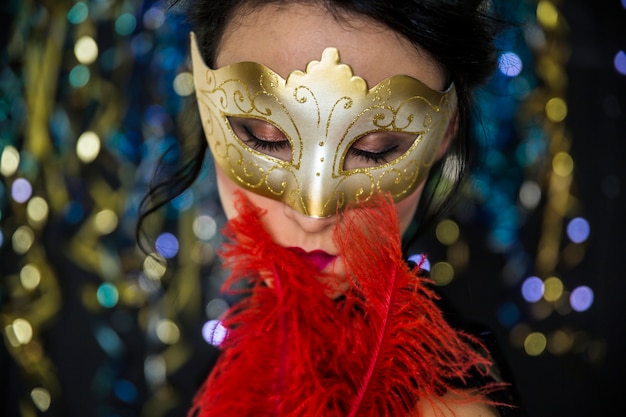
[{"left": 287, "top": 247, "right": 336, "bottom": 271}]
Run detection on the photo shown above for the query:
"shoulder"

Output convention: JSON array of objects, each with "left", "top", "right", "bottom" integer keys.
[{"left": 414, "top": 393, "right": 500, "bottom": 417}]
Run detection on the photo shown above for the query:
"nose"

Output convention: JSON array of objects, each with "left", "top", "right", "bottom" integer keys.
[{"left": 283, "top": 203, "right": 336, "bottom": 233}]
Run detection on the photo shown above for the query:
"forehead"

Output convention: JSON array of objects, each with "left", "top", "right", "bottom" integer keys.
[{"left": 215, "top": 3, "right": 446, "bottom": 91}]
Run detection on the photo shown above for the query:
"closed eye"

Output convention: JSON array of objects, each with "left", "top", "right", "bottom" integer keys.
[
  {"left": 344, "top": 131, "right": 417, "bottom": 170},
  {"left": 348, "top": 145, "right": 399, "bottom": 164},
  {"left": 241, "top": 125, "right": 290, "bottom": 152},
  {"left": 228, "top": 116, "right": 293, "bottom": 161}
]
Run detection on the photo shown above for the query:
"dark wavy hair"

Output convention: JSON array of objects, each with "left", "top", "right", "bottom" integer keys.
[{"left": 137, "top": 0, "right": 504, "bottom": 253}]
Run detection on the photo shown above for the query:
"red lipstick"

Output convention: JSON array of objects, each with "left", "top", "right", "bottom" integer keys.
[{"left": 287, "top": 247, "right": 336, "bottom": 271}]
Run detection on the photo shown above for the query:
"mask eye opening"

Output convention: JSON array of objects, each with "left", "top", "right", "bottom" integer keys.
[
  {"left": 226, "top": 115, "right": 294, "bottom": 163},
  {"left": 341, "top": 130, "right": 421, "bottom": 172}
]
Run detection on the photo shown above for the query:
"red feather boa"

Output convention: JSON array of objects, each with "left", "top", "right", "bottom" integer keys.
[{"left": 189, "top": 193, "right": 501, "bottom": 416}]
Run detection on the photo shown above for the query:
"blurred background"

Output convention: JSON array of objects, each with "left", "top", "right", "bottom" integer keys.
[{"left": 0, "top": 0, "right": 624, "bottom": 416}]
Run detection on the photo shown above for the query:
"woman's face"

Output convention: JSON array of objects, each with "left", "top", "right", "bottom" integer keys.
[{"left": 212, "top": 3, "right": 453, "bottom": 276}]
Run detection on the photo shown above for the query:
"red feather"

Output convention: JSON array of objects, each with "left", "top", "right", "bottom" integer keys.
[{"left": 189, "top": 192, "right": 502, "bottom": 417}]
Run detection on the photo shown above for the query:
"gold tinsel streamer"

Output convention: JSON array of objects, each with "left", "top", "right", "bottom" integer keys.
[
  {"left": 2, "top": 1, "right": 207, "bottom": 414},
  {"left": 513, "top": 0, "right": 594, "bottom": 358},
  {"left": 530, "top": 0, "right": 580, "bottom": 277},
  {"left": 429, "top": 0, "right": 591, "bottom": 359},
  {"left": 1, "top": 1, "right": 67, "bottom": 414}
]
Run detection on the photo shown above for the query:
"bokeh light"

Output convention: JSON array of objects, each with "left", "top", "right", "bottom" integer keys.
[
  {"left": 498, "top": 51, "right": 523, "bottom": 77},
  {"left": 114, "top": 380, "right": 138, "bottom": 404},
  {"left": 69, "top": 65, "right": 90, "bottom": 88},
  {"left": 20, "top": 264, "right": 42, "bottom": 290},
  {"left": 94, "top": 324, "right": 123, "bottom": 357},
  {"left": 11, "top": 178, "right": 32, "bottom": 203},
  {"left": 96, "top": 283, "right": 119, "bottom": 308},
  {"left": 144, "top": 356, "right": 166, "bottom": 387},
  {"left": 545, "top": 97, "right": 567, "bottom": 122},
  {"left": 536, "top": 1, "right": 559, "bottom": 28},
  {"left": 203, "top": 319, "right": 227, "bottom": 346},
  {"left": 552, "top": 152, "right": 574, "bottom": 177},
  {"left": 76, "top": 131, "right": 101, "bottom": 163},
  {"left": 431, "top": 262, "right": 454, "bottom": 286},
  {"left": 74, "top": 36, "right": 98, "bottom": 64},
  {"left": 570, "top": 285, "right": 594, "bottom": 312},
  {"left": 27, "top": 196, "right": 49, "bottom": 225},
  {"left": 155, "top": 232, "right": 179, "bottom": 259},
  {"left": 115, "top": 13, "right": 137, "bottom": 36},
  {"left": 12, "top": 318, "right": 34, "bottom": 345},
  {"left": 407, "top": 253, "right": 430, "bottom": 271},
  {"left": 566, "top": 217, "right": 590, "bottom": 243},
  {"left": 67, "top": 2, "right": 88, "bottom": 24},
  {"left": 205, "top": 298, "right": 229, "bottom": 319},
  {"left": 1, "top": 145, "right": 20, "bottom": 176},
  {"left": 94, "top": 209, "right": 118, "bottom": 235},
  {"left": 524, "top": 331, "right": 547, "bottom": 356},
  {"left": 173, "top": 72, "right": 195, "bottom": 96},
  {"left": 543, "top": 276, "right": 564, "bottom": 302},
  {"left": 435, "top": 219, "right": 460, "bottom": 245},
  {"left": 521, "top": 276, "right": 544, "bottom": 303},
  {"left": 143, "top": 7, "right": 165, "bottom": 30},
  {"left": 614, "top": 50, "right": 626, "bottom": 75},
  {"left": 193, "top": 215, "right": 217, "bottom": 240},
  {"left": 30, "top": 388, "right": 51, "bottom": 412},
  {"left": 156, "top": 319, "right": 180, "bottom": 345},
  {"left": 143, "top": 254, "right": 167, "bottom": 280},
  {"left": 12, "top": 225, "right": 35, "bottom": 254},
  {"left": 519, "top": 180, "right": 542, "bottom": 209}
]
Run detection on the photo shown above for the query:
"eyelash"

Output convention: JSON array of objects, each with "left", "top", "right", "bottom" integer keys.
[
  {"left": 348, "top": 145, "right": 398, "bottom": 164},
  {"left": 241, "top": 126, "right": 290, "bottom": 152}
]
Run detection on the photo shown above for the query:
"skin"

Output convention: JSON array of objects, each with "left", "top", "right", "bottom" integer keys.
[
  {"left": 415, "top": 394, "right": 500, "bottom": 417},
  {"left": 210, "top": 4, "right": 499, "bottom": 416}
]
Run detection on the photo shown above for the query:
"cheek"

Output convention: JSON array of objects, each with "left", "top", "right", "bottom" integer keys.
[
  {"left": 215, "top": 166, "right": 238, "bottom": 220},
  {"left": 215, "top": 166, "right": 288, "bottom": 237},
  {"left": 395, "top": 182, "right": 425, "bottom": 235}
]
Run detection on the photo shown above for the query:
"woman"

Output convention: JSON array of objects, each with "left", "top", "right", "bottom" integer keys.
[{"left": 140, "top": 0, "right": 520, "bottom": 416}]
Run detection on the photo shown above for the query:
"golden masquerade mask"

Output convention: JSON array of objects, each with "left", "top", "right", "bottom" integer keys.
[{"left": 190, "top": 32, "right": 457, "bottom": 217}]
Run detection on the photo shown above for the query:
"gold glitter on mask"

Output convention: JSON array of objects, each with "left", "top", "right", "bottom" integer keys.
[{"left": 191, "top": 32, "right": 457, "bottom": 217}]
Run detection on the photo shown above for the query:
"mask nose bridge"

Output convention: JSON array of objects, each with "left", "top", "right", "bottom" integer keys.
[
  {"left": 291, "top": 112, "right": 342, "bottom": 217},
  {"left": 275, "top": 57, "right": 367, "bottom": 218}
]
